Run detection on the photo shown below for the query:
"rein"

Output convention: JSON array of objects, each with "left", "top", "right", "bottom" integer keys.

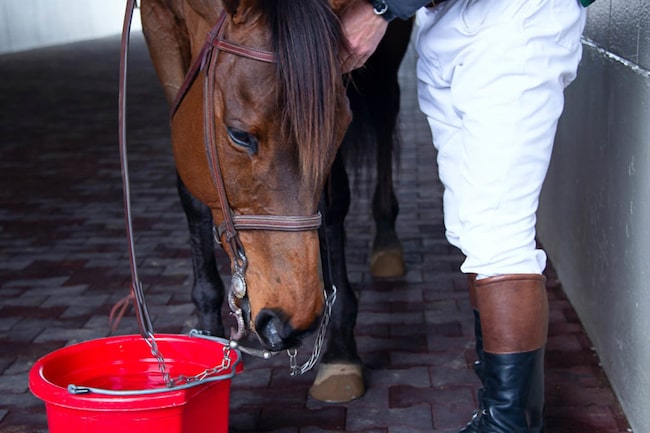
[{"left": 118, "top": 0, "right": 334, "bottom": 378}]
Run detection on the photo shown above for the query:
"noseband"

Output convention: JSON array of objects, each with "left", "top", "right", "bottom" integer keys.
[{"left": 170, "top": 12, "right": 324, "bottom": 345}]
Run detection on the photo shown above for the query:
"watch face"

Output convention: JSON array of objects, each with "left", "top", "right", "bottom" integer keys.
[{"left": 372, "top": 0, "right": 389, "bottom": 15}]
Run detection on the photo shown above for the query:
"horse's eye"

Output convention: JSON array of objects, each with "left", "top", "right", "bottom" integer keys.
[{"left": 227, "top": 127, "right": 258, "bottom": 154}]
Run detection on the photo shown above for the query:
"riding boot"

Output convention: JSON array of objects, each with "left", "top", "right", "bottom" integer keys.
[
  {"left": 462, "top": 274, "right": 548, "bottom": 433},
  {"left": 459, "top": 274, "right": 485, "bottom": 433}
]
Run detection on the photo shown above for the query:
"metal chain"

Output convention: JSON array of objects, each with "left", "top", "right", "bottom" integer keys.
[
  {"left": 169, "top": 341, "right": 233, "bottom": 386},
  {"left": 288, "top": 285, "right": 337, "bottom": 376},
  {"left": 143, "top": 332, "right": 173, "bottom": 387}
]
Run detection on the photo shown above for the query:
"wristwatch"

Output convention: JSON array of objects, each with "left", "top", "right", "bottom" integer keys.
[{"left": 368, "top": 0, "right": 396, "bottom": 21}]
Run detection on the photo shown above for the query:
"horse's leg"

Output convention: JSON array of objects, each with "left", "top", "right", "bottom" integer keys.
[
  {"left": 365, "top": 19, "right": 413, "bottom": 278},
  {"left": 308, "top": 20, "right": 415, "bottom": 402},
  {"left": 309, "top": 152, "right": 364, "bottom": 403},
  {"left": 177, "top": 175, "right": 225, "bottom": 336},
  {"left": 369, "top": 112, "right": 404, "bottom": 278}
]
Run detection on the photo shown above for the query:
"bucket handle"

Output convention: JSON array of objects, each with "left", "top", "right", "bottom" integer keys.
[{"left": 67, "top": 333, "right": 242, "bottom": 396}]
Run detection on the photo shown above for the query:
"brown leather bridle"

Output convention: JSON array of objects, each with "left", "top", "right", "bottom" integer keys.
[{"left": 170, "top": 11, "right": 323, "bottom": 339}]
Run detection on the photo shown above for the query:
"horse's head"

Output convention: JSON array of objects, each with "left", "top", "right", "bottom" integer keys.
[{"left": 172, "top": 0, "right": 351, "bottom": 351}]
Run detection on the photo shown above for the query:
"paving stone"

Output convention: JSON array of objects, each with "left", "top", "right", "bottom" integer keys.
[
  {"left": 33, "top": 327, "right": 106, "bottom": 345},
  {"left": 347, "top": 404, "right": 433, "bottom": 431},
  {"left": 366, "top": 367, "right": 432, "bottom": 388},
  {"left": 0, "top": 391, "right": 43, "bottom": 410},
  {"left": 429, "top": 365, "right": 480, "bottom": 388},
  {"left": 0, "top": 317, "right": 21, "bottom": 332},
  {"left": 0, "top": 373, "right": 29, "bottom": 393}
]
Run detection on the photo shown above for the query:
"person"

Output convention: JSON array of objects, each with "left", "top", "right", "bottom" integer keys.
[{"left": 339, "top": 0, "right": 589, "bottom": 431}]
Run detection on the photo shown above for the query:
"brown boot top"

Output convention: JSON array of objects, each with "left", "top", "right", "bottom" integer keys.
[{"left": 475, "top": 274, "right": 549, "bottom": 354}]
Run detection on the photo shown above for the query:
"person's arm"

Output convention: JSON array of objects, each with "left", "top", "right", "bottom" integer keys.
[
  {"left": 339, "top": 0, "right": 388, "bottom": 72},
  {"left": 339, "top": 0, "right": 431, "bottom": 72}
]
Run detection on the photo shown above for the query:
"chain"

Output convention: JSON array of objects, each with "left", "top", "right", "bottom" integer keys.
[
  {"left": 143, "top": 332, "right": 173, "bottom": 387},
  {"left": 142, "top": 331, "right": 236, "bottom": 388},
  {"left": 288, "top": 285, "right": 337, "bottom": 376},
  {"left": 169, "top": 341, "right": 234, "bottom": 386},
  {"left": 288, "top": 348, "right": 298, "bottom": 374},
  {"left": 148, "top": 331, "right": 236, "bottom": 389},
  {"left": 67, "top": 332, "right": 239, "bottom": 396}
]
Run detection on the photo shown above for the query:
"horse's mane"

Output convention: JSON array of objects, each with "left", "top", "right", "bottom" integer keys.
[{"left": 263, "top": 0, "right": 344, "bottom": 187}]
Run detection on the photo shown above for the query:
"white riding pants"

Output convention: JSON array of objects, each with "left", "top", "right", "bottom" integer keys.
[{"left": 415, "top": 0, "right": 586, "bottom": 277}]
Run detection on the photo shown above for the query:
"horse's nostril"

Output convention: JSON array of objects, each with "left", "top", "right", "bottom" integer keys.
[{"left": 255, "top": 308, "right": 298, "bottom": 352}]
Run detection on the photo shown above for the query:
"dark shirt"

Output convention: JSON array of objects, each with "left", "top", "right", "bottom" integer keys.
[
  {"left": 382, "top": 0, "right": 594, "bottom": 21},
  {"left": 383, "top": 0, "right": 432, "bottom": 20}
]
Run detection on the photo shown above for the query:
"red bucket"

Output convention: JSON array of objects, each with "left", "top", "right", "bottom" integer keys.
[{"left": 29, "top": 333, "right": 242, "bottom": 433}]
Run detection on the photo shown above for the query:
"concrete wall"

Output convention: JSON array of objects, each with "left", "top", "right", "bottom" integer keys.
[
  {"left": 538, "top": 1, "right": 650, "bottom": 431},
  {"left": 0, "top": 0, "right": 141, "bottom": 54}
]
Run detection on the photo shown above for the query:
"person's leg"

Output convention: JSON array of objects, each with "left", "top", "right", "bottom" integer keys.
[{"left": 416, "top": 0, "right": 586, "bottom": 430}]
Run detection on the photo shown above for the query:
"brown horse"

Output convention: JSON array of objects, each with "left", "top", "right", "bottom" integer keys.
[
  {"left": 141, "top": 0, "right": 412, "bottom": 402},
  {"left": 141, "top": 0, "right": 351, "bottom": 351}
]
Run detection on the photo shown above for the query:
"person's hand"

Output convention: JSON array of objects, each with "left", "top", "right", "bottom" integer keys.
[{"left": 338, "top": 0, "right": 389, "bottom": 73}]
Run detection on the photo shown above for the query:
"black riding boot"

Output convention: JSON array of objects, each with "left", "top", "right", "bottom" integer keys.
[{"left": 460, "top": 274, "right": 548, "bottom": 433}]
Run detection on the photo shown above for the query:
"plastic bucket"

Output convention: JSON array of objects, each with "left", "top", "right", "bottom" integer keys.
[{"left": 29, "top": 333, "right": 242, "bottom": 433}]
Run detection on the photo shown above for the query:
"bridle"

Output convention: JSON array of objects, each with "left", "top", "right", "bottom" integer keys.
[
  {"left": 170, "top": 10, "right": 327, "bottom": 351},
  {"left": 118, "top": 4, "right": 334, "bottom": 373}
]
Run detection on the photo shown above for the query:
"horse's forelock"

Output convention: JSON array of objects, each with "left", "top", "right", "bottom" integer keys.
[{"left": 264, "top": 0, "right": 344, "bottom": 188}]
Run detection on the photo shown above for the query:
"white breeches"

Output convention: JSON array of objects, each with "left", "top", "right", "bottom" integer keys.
[{"left": 415, "top": 0, "right": 586, "bottom": 277}]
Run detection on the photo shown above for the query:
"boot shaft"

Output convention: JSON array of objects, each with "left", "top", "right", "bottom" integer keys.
[
  {"left": 475, "top": 274, "right": 548, "bottom": 354},
  {"left": 480, "top": 350, "right": 545, "bottom": 433},
  {"left": 464, "top": 274, "right": 548, "bottom": 433}
]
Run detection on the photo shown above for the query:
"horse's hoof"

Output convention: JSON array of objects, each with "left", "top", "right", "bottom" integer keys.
[
  {"left": 309, "top": 363, "right": 365, "bottom": 403},
  {"left": 369, "top": 248, "right": 405, "bottom": 278}
]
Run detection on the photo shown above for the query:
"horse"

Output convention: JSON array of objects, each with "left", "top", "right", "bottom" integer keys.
[{"left": 140, "top": 0, "right": 412, "bottom": 402}]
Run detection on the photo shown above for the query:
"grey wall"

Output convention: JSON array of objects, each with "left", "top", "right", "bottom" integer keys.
[
  {"left": 538, "top": 1, "right": 650, "bottom": 431},
  {"left": 0, "top": 1, "right": 141, "bottom": 54}
]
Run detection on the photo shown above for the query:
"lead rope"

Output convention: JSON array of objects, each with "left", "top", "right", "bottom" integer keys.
[
  {"left": 118, "top": 0, "right": 174, "bottom": 387},
  {"left": 117, "top": 0, "right": 238, "bottom": 389}
]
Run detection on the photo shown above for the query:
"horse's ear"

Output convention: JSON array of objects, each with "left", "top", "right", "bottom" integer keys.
[
  {"left": 328, "top": 0, "right": 348, "bottom": 15},
  {"left": 222, "top": 0, "right": 260, "bottom": 23}
]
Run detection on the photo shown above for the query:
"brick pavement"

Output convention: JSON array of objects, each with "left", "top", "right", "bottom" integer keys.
[{"left": 0, "top": 33, "right": 632, "bottom": 433}]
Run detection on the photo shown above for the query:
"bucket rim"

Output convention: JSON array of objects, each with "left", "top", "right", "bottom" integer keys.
[
  {"left": 69, "top": 332, "right": 242, "bottom": 396},
  {"left": 29, "top": 332, "right": 242, "bottom": 409}
]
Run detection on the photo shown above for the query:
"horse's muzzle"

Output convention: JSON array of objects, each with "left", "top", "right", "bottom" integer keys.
[{"left": 255, "top": 308, "right": 311, "bottom": 352}]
